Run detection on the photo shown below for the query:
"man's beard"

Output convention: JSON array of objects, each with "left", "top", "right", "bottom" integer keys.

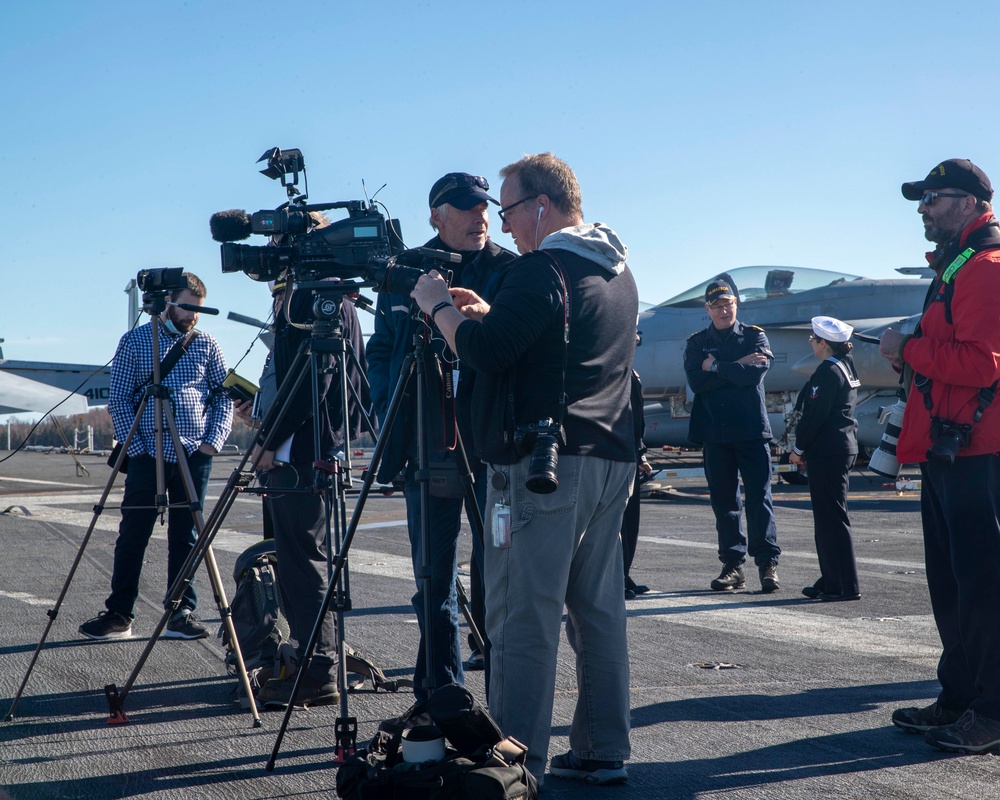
[
  {"left": 167, "top": 307, "right": 196, "bottom": 333},
  {"left": 923, "top": 207, "right": 966, "bottom": 244}
]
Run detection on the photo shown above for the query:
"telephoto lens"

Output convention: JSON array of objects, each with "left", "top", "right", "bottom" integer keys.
[
  {"left": 525, "top": 434, "right": 560, "bottom": 494},
  {"left": 868, "top": 399, "right": 906, "bottom": 478}
]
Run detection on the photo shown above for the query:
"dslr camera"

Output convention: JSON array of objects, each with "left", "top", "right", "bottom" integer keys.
[
  {"left": 514, "top": 418, "right": 565, "bottom": 495},
  {"left": 927, "top": 417, "right": 972, "bottom": 467}
]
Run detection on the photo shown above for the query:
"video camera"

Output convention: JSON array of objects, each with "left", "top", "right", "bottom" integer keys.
[
  {"left": 136, "top": 267, "right": 187, "bottom": 294},
  {"left": 210, "top": 148, "right": 463, "bottom": 298},
  {"left": 210, "top": 147, "right": 407, "bottom": 287}
]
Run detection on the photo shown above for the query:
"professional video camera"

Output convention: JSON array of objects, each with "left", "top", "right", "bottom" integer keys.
[
  {"left": 210, "top": 148, "right": 462, "bottom": 298},
  {"left": 210, "top": 147, "right": 405, "bottom": 286}
]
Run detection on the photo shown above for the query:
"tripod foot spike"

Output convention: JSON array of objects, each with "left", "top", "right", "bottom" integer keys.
[
  {"left": 104, "top": 684, "right": 128, "bottom": 725},
  {"left": 334, "top": 716, "right": 357, "bottom": 762}
]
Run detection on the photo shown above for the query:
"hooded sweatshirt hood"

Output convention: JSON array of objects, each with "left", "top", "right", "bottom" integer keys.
[{"left": 539, "top": 222, "right": 628, "bottom": 275}]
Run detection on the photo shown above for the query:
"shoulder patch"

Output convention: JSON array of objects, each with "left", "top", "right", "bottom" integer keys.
[
  {"left": 687, "top": 330, "right": 702, "bottom": 340},
  {"left": 744, "top": 325, "right": 764, "bottom": 333}
]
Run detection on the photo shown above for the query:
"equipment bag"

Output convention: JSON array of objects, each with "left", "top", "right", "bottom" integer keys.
[
  {"left": 336, "top": 685, "right": 538, "bottom": 800},
  {"left": 221, "top": 539, "right": 289, "bottom": 676}
]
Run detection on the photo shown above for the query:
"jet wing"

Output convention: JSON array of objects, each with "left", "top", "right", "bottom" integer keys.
[{"left": 0, "top": 371, "right": 89, "bottom": 416}]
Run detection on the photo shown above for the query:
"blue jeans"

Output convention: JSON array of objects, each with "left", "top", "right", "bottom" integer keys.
[
  {"left": 485, "top": 455, "right": 634, "bottom": 780},
  {"left": 703, "top": 440, "right": 780, "bottom": 566},
  {"left": 404, "top": 472, "right": 466, "bottom": 702},
  {"left": 106, "top": 451, "right": 213, "bottom": 618}
]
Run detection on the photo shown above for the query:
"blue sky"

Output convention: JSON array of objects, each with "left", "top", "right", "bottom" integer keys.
[{"left": 2, "top": 1, "right": 997, "bottom": 390}]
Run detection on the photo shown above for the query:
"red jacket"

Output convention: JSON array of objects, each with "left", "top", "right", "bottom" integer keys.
[{"left": 897, "top": 213, "right": 1000, "bottom": 463}]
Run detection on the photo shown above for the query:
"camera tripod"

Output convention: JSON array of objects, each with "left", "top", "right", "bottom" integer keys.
[
  {"left": 266, "top": 297, "right": 487, "bottom": 769},
  {"left": 5, "top": 290, "right": 260, "bottom": 727}
]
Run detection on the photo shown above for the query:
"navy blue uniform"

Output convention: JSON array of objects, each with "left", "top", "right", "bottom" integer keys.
[
  {"left": 793, "top": 356, "right": 860, "bottom": 597},
  {"left": 684, "top": 320, "right": 780, "bottom": 567}
]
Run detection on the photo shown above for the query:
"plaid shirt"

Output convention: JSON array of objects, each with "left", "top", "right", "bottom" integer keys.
[{"left": 108, "top": 321, "right": 233, "bottom": 462}]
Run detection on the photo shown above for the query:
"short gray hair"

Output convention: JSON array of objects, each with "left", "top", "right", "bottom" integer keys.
[{"left": 499, "top": 152, "right": 582, "bottom": 218}]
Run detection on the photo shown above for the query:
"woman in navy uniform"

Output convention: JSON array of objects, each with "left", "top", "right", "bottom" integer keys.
[{"left": 789, "top": 316, "right": 861, "bottom": 601}]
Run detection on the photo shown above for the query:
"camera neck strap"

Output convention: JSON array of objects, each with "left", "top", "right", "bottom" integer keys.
[
  {"left": 141, "top": 329, "right": 199, "bottom": 392},
  {"left": 536, "top": 250, "right": 571, "bottom": 428}
]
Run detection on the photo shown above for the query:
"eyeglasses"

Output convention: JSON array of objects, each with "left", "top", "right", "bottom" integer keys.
[
  {"left": 707, "top": 300, "right": 736, "bottom": 311},
  {"left": 498, "top": 195, "right": 538, "bottom": 224},
  {"left": 808, "top": 335, "right": 817, "bottom": 341},
  {"left": 920, "top": 191, "right": 968, "bottom": 206},
  {"left": 430, "top": 175, "right": 489, "bottom": 208}
]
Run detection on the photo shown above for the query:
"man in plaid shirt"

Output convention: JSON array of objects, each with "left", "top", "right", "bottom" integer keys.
[{"left": 79, "top": 272, "right": 232, "bottom": 641}]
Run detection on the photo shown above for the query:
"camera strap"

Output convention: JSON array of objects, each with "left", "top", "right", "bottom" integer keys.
[
  {"left": 131, "top": 330, "right": 199, "bottom": 408},
  {"left": 536, "top": 251, "right": 571, "bottom": 430}
]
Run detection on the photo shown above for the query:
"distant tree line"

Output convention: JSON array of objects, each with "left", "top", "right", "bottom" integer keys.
[
  {"left": 0, "top": 408, "right": 259, "bottom": 452},
  {"left": 1, "top": 408, "right": 374, "bottom": 453}
]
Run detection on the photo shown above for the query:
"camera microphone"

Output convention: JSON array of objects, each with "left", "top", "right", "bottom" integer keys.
[
  {"left": 210, "top": 209, "right": 252, "bottom": 242},
  {"left": 410, "top": 247, "right": 462, "bottom": 264},
  {"left": 172, "top": 302, "right": 220, "bottom": 315}
]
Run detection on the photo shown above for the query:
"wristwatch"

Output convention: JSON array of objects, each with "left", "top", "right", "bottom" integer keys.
[
  {"left": 430, "top": 301, "right": 453, "bottom": 321},
  {"left": 710, "top": 361, "right": 719, "bottom": 373}
]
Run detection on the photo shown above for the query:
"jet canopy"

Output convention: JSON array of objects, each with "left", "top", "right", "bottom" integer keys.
[{"left": 658, "top": 266, "right": 864, "bottom": 309}]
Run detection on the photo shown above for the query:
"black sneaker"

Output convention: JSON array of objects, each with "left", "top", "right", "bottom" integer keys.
[
  {"left": 759, "top": 562, "right": 780, "bottom": 593},
  {"left": 924, "top": 709, "right": 1000, "bottom": 753},
  {"left": 549, "top": 750, "right": 627, "bottom": 785},
  {"left": 711, "top": 563, "right": 745, "bottom": 591},
  {"left": 258, "top": 675, "right": 340, "bottom": 709},
  {"left": 164, "top": 611, "right": 209, "bottom": 640},
  {"left": 891, "top": 701, "right": 964, "bottom": 733},
  {"left": 79, "top": 611, "right": 133, "bottom": 640}
]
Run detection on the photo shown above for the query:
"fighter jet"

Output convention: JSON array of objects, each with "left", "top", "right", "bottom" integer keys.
[{"left": 634, "top": 265, "right": 930, "bottom": 453}]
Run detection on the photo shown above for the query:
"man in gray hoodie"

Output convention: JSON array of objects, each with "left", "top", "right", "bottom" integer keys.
[{"left": 410, "top": 152, "right": 638, "bottom": 786}]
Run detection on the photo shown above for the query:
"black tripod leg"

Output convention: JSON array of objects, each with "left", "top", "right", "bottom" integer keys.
[
  {"left": 4, "top": 394, "right": 150, "bottom": 722},
  {"left": 266, "top": 348, "right": 417, "bottom": 771},
  {"left": 109, "top": 396, "right": 261, "bottom": 727},
  {"left": 452, "top": 427, "right": 486, "bottom": 656},
  {"left": 109, "top": 342, "right": 314, "bottom": 725}
]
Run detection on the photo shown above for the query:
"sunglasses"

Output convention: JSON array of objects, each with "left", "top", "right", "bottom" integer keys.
[
  {"left": 921, "top": 191, "right": 968, "bottom": 206},
  {"left": 430, "top": 175, "right": 489, "bottom": 208}
]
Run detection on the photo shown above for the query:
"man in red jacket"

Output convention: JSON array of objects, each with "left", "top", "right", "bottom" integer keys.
[{"left": 880, "top": 158, "right": 1000, "bottom": 753}]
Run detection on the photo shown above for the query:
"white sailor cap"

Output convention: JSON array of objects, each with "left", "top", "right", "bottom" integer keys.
[{"left": 811, "top": 316, "right": 853, "bottom": 343}]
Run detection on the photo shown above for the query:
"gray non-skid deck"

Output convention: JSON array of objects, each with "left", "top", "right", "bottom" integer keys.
[{"left": 1, "top": 452, "right": 996, "bottom": 799}]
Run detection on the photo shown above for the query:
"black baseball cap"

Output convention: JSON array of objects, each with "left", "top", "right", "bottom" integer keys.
[
  {"left": 705, "top": 279, "right": 736, "bottom": 304},
  {"left": 901, "top": 158, "right": 994, "bottom": 202},
  {"left": 428, "top": 173, "right": 498, "bottom": 210}
]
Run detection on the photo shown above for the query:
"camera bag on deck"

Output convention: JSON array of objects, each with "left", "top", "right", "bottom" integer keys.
[
  {"left": 219, "top": 539, "right": 291, "bottom": 706},
  {"left": 335, "top": 684, "right": 538, "bottom": 800}
]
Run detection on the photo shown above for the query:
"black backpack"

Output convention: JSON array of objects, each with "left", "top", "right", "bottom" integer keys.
[
  {"left": 222, "top": 540, "right": 413, "bottom": 707},
  {"left": 221, "top": 540, "right": 289, "bottom": 677}
]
